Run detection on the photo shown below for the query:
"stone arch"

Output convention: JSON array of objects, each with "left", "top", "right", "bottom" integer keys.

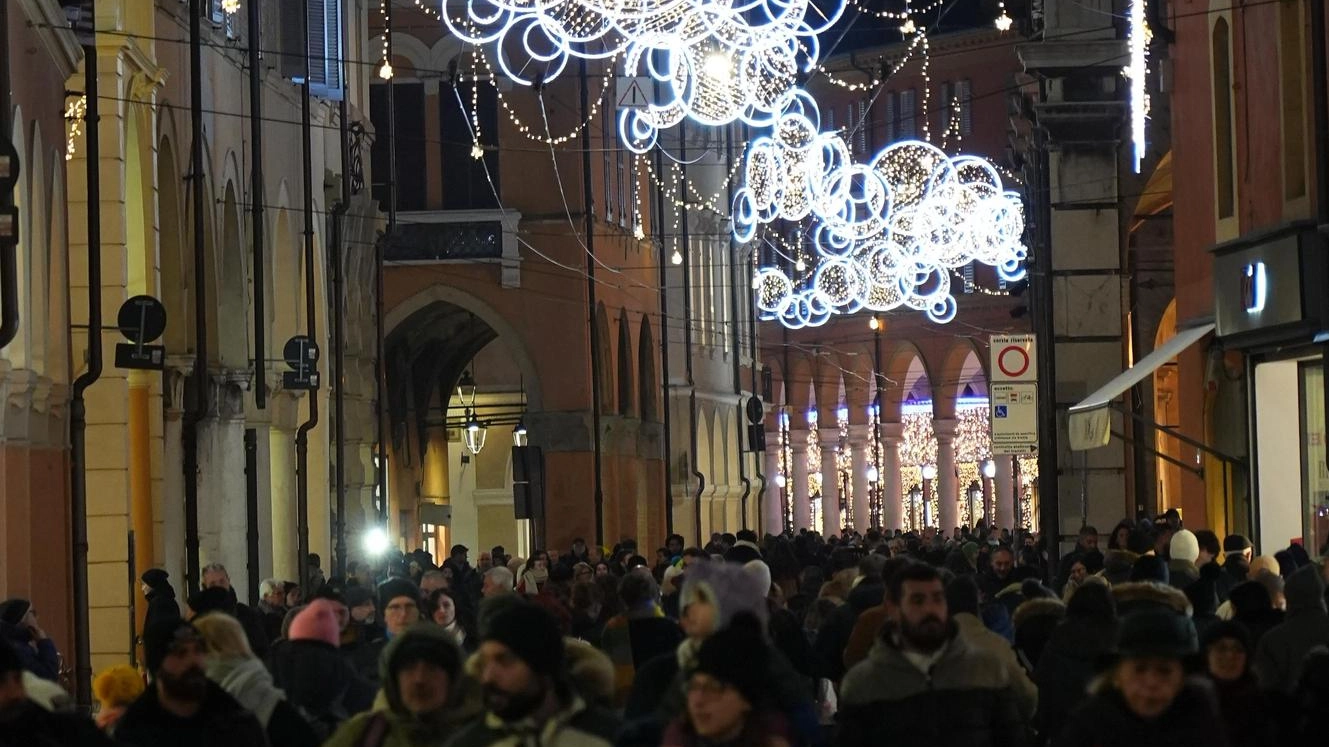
[
  {"left": 784, "top": 352, "right": 813, "bottom": 414},
  {"left": 837, "top": 343, "right": 875, "bottom": 424},
  {"left": 637, "top": 317, "right": 657, "bottom": 421},
  {"left": 880, "top": 341, "right": 933, "bottom": 422},
  {"left": 934, "top": 338, "right": 988, "bottom": 420},
  {"left": 25, "top": 120, "right": 48, "bottom": 374},
  {"left": 214, "top": 180, "right": 249, "bottom": 367},
  {"left": 616, "top": 309, "right": 635, "bottom": 417},
  {"left": 125, "top": 102, "right": 154, "bottom": 298},
  {"left": 158, "top": 133, "right": 191, "bottom": 354}
]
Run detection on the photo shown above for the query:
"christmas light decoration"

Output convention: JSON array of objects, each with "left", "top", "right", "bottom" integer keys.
[
  {"left": 222, "top": 0, "right": 240, "bottom": 13},
  {"left": 1126, "top": 0, "right": 1151, "bottom": 173},
  {"left": 64, "top": 94, "right": 86, "bottom": 162},
  {"left": 994, "top": 1, "right": 1013, "bottom": 31},
  {"left": 746, "top": 134, "right": 1028, "bottom": 328}
]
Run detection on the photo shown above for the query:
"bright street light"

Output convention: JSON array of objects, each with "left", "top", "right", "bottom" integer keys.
[{"left": 363, "top": 527, "right": 390, "bottom": 557}]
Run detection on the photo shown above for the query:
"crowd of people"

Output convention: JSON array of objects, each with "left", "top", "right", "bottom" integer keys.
[{"left": 4, "top": 518, "right": 1329, "bottom": 746}]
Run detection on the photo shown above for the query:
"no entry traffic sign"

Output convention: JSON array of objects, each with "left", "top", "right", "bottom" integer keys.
[{"left": 990, "top": 334, "right": 1037, "bottom": 383}]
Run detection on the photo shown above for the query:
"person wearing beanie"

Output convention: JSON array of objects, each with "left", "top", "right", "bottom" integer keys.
[
  {"left": 1036, "top": 580, "right": 1119, "bottom": 742},
  {"left": 115, "top": 618, "right": 268, "bottom": 747},
  {"left": 1168, "top": 529, "right": 1202, "bottom": 591},
  {"left": 1052, "top": 609, "right": 1223, "bottom": 747},
  {"left": 836, "top": 564, "right": 1025, "bottom": 747},
  {"left": 93, "top": 664, "right": 145, "bottom": 730},
  {"left": 1201, "top": 620, "right": 1275, "bottom": 747},
  {"left": 269, "top": 601, "right": 376, "bottom": 732},
  {"left": 192, "top": 612, "right": 320, "bottom": 747},
  {"left": 660, "top": 613, "right": 792, "bottom": 747},
  {"left": 1252, "top": 563, "right": 1329, "bottom": 694},
  {"left": 1130, "top": 554, "right": 1170, "bottom": 586},
  {"left": 1218, "top": 534, "right": 1254, "bottom": 601},
  {"left": 446, "top": 600, "right": 620, "bottom": 747},
  {"left": 0, "top": 639, "right": 111, "bottom": 745},
  {"left": 140, "top": 568, "right": 182, "bottom": 635},
  {"left": 324, "top": 625, "right": 482, "bottom": 747},
  {"left": 0, "top": 599, "right": 59, "bottom": 682}
]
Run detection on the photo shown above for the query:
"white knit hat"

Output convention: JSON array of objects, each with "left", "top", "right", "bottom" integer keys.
[{"left": 1170, "top": 529, "right": 1200, "bottom": 563}]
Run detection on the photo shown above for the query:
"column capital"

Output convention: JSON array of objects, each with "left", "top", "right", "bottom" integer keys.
[
  {"left": 847, "top": 423, "right": 873, "bottom": 444},
  {"left": 934, "top": 418, "right": 958, "bottom": 441},
  {"left": 880, "top": 421, "right": 903, "bottom": 442},
  {"left": 788, "top": 430, "right": 809, "bottom": 453}
]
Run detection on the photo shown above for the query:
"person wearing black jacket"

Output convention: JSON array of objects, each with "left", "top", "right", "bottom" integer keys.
[
  {"left": 141, "top": 569, "right": 182, "bottom": 633},
  {"left": 1034, "top": 581, "right": 1118, "bottom": 745},
  {"left": 1201, "top": 620, "right": 1276, "bottom": 747},
  {"left": 1217, "top": 534, "right": 1253, "bottom": 602},
  {"left": 114, "top": 618, "right": 269, "bottom": 747},
  {"left": 267, "top": 602, "right": 375, "bottom": 730},
  {"left": 813, "top": 554, "right": 886, "bottom": 684},
  {"left": 197, "top": 563, "right": 270, "bottom": 659}
]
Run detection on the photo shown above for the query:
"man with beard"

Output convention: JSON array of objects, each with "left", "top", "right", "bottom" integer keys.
[
  {"left": 836, "top": 563, "right": 1026, "bottom": 747},
  {"left": 447, "top": 601, "right": 619, "bottom": 747},
  {"left": 114, "top": 618, "right": 267, "bottom": 747}
]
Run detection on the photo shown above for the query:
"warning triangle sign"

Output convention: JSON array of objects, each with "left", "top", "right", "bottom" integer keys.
[{"left": 617, "top": 77, "right": 650, "bottom": 110}]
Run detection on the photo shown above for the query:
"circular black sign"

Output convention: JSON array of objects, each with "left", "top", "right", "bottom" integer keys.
[
  {"left": 283, "top": 335, "right": 320, "bottom": 369},
  {"left": 0, "top": 136, "right": 19, "bottom": 192},
  {"left": 745, "top": 395, "right": 764, "bottom": 425},
  {"left": 116, "top": 295, "right": 167, "bottom": 343}
]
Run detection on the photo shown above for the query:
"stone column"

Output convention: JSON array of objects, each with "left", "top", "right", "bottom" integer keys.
[
  {"left": 197, "top": 370, "right": 252, "bottom": 599},
  {"left": 818, "top": 428, "right": 841, "bottom": 536},
  {"left": 995, "top": 455, "right": 1016, "bottom": 530},
  {"left": 935, "top": 420, "right": 958, "bottom": 536},
  {"left": 764, "top": 431, "right": 784, "bottom": 536},
  {"left": 881, "top": 423, "right": 903, "bottom": 531},
  {"left": 849, "top": 425, "right": 871, "bottom": 532},
  {"left": 160, "top": 362, "right": 191, "bottom": 589},
  {"left": 790, "top": 433, "right": 810, "bottom": 532}
]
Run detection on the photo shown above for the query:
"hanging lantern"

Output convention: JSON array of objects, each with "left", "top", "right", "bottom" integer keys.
[
  {"left": 512, "top": 418, "right": 528, "bottom": 448},
  {"left": 457, "top": 370, "right": 477, "bottom": 407},
  {"left": 464, "top": 410, "right": 487, "bottom": 455}
]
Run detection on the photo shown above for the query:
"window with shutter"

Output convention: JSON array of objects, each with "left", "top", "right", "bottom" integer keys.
[
  {"left": 279, "top": 0, "right": 343, "bottom": 99},
  {"left": 901, "top": 89, "right": 916, "bottom": 138},
  {"left": 603, "top": 106, "right": 615, "bottom": 222},
  {"left": 940, "top": 81, "right": 953, "bottom": 134},
  {"left": 958, "top": 79, "right": 972, "bottom": 136},
  {"left": 962, "top": 262, "right": 975, "bottom": 294},
  {"left": 856, "top": 100, "right": 868, "bottom": 155},
  {"left": 885, "top": 92, "right": 897, "bottom": 142}
]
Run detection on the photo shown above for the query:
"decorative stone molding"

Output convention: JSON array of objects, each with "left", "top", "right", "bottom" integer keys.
[
  {"left": 209, "top": 368, "right": 251, "bottom": 422},
  {"left": 163, "top": 356, "right": 195, "bottom": 416}
]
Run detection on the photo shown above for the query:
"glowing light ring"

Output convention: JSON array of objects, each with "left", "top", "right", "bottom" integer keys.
[
  {"left": 748, "top": 131, "right": 1028, "bottom": 328},
  {"left": 444, "top": 0, "right": 844, "bottom": 141}
]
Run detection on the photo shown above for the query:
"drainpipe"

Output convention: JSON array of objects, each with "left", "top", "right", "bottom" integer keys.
[
  {"left": 0, "top": 0, "right": 17, "bottom": 349},
  {"left": 654, "top": 82, "right": 673, "bottom": 539},
  {"left": 579, "top": 59, "right": 605, "bottom": 547},
  {"left": 377, "top": 0, "right": 394, "bottom": 531},
  {"left": 332, "top": 97, "right": 350, "bottom": 578},
  {"left": 725, "top": 125, "right": 750, "bottom": 527},
  {"left": 1311, "top": 0, "right": 1329, "bottom": 493},
  {"left": 70, "top": 37, "right": 101, "bottom": 709},
  {"left": 679, "top": 121, "right": 705, "bottom": 546},
  {"left": 249, "top": 0, "right": 265, "bottom": 409},
  {"left": 295, "top": 0, "right": 317, "bottom": 593},
  {"left": 183, "top": 0, "right": 209, "bottom": 594}
]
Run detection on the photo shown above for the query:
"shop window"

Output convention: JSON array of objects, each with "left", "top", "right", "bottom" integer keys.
[
  {"left": 1280, "top": 0, "right": 1306, "bottom": 201},
  {"left": 1212, "top": 18, "right": 1235, "bottom": 220}
]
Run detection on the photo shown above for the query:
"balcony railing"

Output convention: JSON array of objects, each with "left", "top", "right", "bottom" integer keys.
[{"left": 386, "top": 209, "right": 523, "bottom": 287}]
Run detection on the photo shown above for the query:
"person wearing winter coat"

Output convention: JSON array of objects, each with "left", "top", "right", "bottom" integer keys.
[
  {"left": 1201, "top": 620, "right": 1275, "bottom": 747},
  {"left": 267, "top": 599, "right": 376, "bottom": 732},
  {"left": 141, "top": 569, "right": 182, "bottom": 634},
  {"left": 1252, "top": 564, "right": 1329, "bottom": 693},
  {"left": 92, "top": 665, "right": 144, "bottom": 731},
  {"left": 947, "top": 576, "right": 1037, "bottom": 721},
  {"left": 812, "top": 554, "right": 887, "bottom": 685},
  {"left": 1227, "top": 580, "right": 1284, "bottom": 646},
  {"left": 1216, "top": 535, "right": 1253, "bottom": 602},
  {"left": 323, "top": 624, "right": 481, "bottom": 747},
  {"left": 0, "top": 642, "right": 112, "bottom": 747},
  {"left": 836, "top": 563, "right": 1027, "bottom": 747},
  {"left": 445, "top": 601, "right": 620, "bottom": 747},
  {"left": 660, "top": 613, "right": 793, "bottom": 747},
  {"left": 1051, "top": 609, "right": 1224, "bottom": 747},
  {"left": 191, "top": 612, "right": 319, "bottom": 747},
  {"left": 1012, "top": 595, "right": 1065, "bottom": 671},
  {"left": 600, "top": 569, "right": 683, "bottom": 707},
  {"left": 0, "top": 600, "right": 58, "bottom": 683},
  {"left": 1167, "top": 530, "right": 1202, "bottom": 592},
  {"left": 1034, "top": 581, "right": 1118, "bottom": 745},
  {"left": 113, "top": 618, "right": 269, "bottom": 747}
]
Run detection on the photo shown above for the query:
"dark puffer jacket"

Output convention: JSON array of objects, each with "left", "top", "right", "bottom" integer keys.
[
  {"left": 113, "top": 680, "right": 268, "bottom": 747},
  {"left": 1052, "top": 678, "right": 1225, "bottom": 747},
  {"left": 267, "top": 637, "right": 376, "bottom": 730},
  {"left": 836, "top": 624, "right": 1027, "bottom": 747},
  {"left": 1252, "top": 565, "right": 1329, "bottom": 694},
  {"left": 1034, "top": 618, "right": 1117, "bottom": 742},
  {"left": 812, "top": 578, "right": 883, "bottom": 683}
]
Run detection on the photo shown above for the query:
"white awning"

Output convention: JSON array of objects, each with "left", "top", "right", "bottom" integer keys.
[{"left": 1068, "top": 322, "right": 1215, "bottom": 451}]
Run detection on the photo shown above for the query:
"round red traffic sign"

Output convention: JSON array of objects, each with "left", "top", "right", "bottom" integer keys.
[{"left": 997, "top": 345, "right": 1030, "bottom": 378}]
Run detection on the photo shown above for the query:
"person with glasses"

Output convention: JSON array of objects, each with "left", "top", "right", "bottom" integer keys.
[{"left": 0, "top": 599, "right": 58, "bottom": 682}]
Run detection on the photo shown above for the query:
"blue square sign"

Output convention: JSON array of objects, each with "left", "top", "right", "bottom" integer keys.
[{"left": 995, "top": 405, "right": 1009, "bottom": 418}]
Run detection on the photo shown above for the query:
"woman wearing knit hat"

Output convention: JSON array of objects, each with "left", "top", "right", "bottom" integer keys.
[
  {"left": 192, "top": 612, "right": 320, "bottom": 747},
  {"left": 661, "top": 613, "right": 792, "bottom": 747},
  {"left": 92, "top": 664, "right": 143, "bottom": 730},
  {"left": 1052, "top": 609, "right": 1224, "bottom": 747}
]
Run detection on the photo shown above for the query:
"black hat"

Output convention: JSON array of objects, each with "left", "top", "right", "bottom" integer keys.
[
  {"left": 344, "top": 586, "right": 374, "bottom": 609},
  {"left": 141, "top": 568, "right": 170, "bottom": 590},
  {"left": 1115, "top": 609, "right": 1197, "bottom": 660},
  {"left": 0, "top": 599, "right": 30, "bottom": 627},
  {"left": 450, "top": 545, "right": 469, "bottom": 557},
  {"left": 1200, "top": 620, "right": 1252, "bottom": 653},
  {"left": 142, "top": 618, "right": 202, "bottom": 674},
  {"left": 1223, "top": 534, "right": 1253, "bottom": 553},
  {"left": 1129, "top": 555, "right": 1170, "bottom": 585},
  {"left": 378, "top": 577, "right": 421, "bottom": 612},
  {"left": 387, "top": 625, "right": 463, "bottom": 682},
  {"left": 481, "top": 600, "right": 564, "bottom": 677},
  {"left": 187, "top": 586, "right": 235, "bottom": 617},
  {"left": 693, "top": 612, "right": 769, "bottom": 705}
]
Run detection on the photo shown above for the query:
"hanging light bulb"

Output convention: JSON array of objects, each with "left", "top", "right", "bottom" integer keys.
[
  {"left": 899, "top": 18, "right": 916, "bottom": 34},
  {"left": 464, "top": 410, "right": 488, "bottom": 455},
  {"left": 995, "top": 2, "right": 1013, "bottom": 31},
  {"left": 221, "top": 0, "right": 240, "bottom": 13},
  {"left": 378, "top": 61, "right": 394, "bottom": 80},
  {"left": 868, "top": 316, "right": 881, "bottom": 331},
  {"left": 634, "top": 224, "right": 645, "bottom": 241},
  {"left": 794, "top": 257, "right": 806, "bottom": 272},
  {"left": 671, "top": 249, "right": 683, "bottom": 265},
  {"left": 470, "top": 142, "right": 485, "bottom": 160}
]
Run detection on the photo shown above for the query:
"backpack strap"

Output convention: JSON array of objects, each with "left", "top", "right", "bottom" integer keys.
[{"left": 356, "top": 712, "right": 391, "bottom": 747}]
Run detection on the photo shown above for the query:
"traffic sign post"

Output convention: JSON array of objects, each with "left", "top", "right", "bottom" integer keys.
[
  {"left": 990, "top": 334, "right": 1038, "bottom": 454},
  {"left": 114, "top": 295, "right": 167, "bottom": 370},
  {"left": 282, "top": 335, "right": 320, "bottom": 390}
]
